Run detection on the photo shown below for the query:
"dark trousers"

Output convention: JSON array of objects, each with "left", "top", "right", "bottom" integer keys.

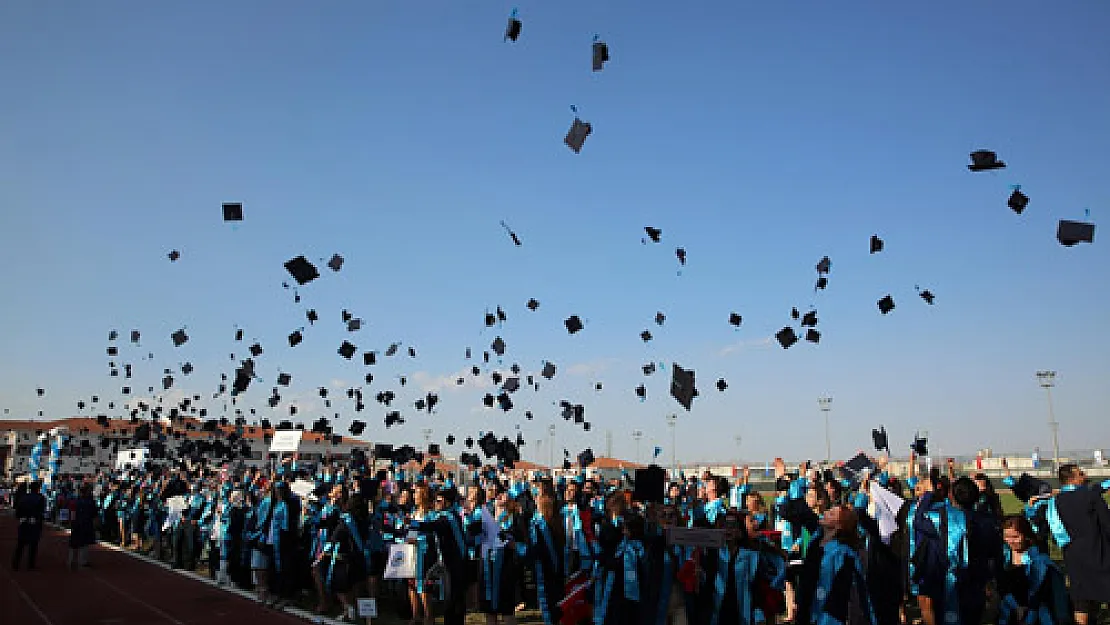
[
  {"left": 12, "top": 525, "right": 42, "bottom": 570},
  {"left": 172, "top": 521, "right": 197, "bottom": 569},
  {"left": 442, "top": 567, "right": 469, "bottom": 625}
]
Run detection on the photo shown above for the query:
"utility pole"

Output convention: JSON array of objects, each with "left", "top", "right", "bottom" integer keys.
[
  {"left": 1036, "top": 371, "right": 1059, "bottom": 473},
  {"left": 818, "top": 396, "right": 832, "bottom": 464}
]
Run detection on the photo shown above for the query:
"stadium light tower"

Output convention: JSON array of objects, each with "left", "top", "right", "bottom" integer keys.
[
  {"left": 665, "top": 414, "right": 678, "bottom": 477},
  {"left": 548, "top": 424, "right": 557, "bottom": 471},
  {"left": 1036, "top": 371, "right": 1059, "bottom": 473},
  {"left": 818, "top": 396, "right": 833, "bottom": 464},
  {"left": 631, "top": 430, "right": 644, "bottom": 464}
]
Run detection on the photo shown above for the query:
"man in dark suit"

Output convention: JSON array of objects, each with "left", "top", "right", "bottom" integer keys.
[
  {"left": 12, "top": 480, "right": 47, "bottom": 570},
  {"left": 1049, "top": 464, "right": 1110, "bottom": 625}
]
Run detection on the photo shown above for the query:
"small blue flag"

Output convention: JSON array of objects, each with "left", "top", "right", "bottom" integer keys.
[{"left": 653, "top": 446, "right": 662, "bottom": 459}]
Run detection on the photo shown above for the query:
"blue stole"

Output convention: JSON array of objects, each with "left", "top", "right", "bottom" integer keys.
[
  {"left": 653, "top": 539, "right": 681, "bottom": 625},
  {"left": 483, "top": 511, "right": 514, "bottom": 609},
  {"left": 812, "top": 539, "right": 875, "bottom": 625},
  {"left": 563, "top": 504, "right": 594, "bottom": 574},
  {"left": 218, "top": 500, "right": 233, "bottom": 561},
  {"left": 704, "top": 498, "right": 727, "bottom": 526},
  {"left": 323, "top": 541, "right": 342, "bottom": 592},
  {"left": 342, "top": 512, "right": 370, "bottom": 569},
  {"left": 413, "top": 513, "right": 430, "bottom": 594},
  {"left": 270, "top": 500, "right": 288, "bottom": 572},
  {"left": 711, "top": 545, "right": 760, "bottom": 625},
  {"left": 916, "top": 500, "right": 968, "bottom": 625},
  {"left": 998, "top": 546, "right": 1070, "bottom": 625},
  {"left": 1045, "top": 485, "right": 1076, "bottom": 549},
  {"left": 530, "top": 515, "right": 559, "bottom": 625}
]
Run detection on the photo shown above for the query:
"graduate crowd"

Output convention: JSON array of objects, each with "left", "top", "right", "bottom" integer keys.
[{"left": 9, "top": 451, "right": 1110, "bottom": 625}]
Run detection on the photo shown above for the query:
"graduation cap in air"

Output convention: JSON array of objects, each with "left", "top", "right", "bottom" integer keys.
[
  {"left": 249, "top": 343, "right": 263, "bottom": 357},
  {"left": 655, "top": 312, "right": 666, "bottom": 325},
  {"left": 592, "top": 37, "right": 610, "bottom": 71},
  {"left": 526, "top": 298, "right": 540, "bottom": 311},
  {"left": 181, "top": 362, "right": 194, "bottom": 375},
  {"left": 577, "top": 448, "right": 596, "bottom": 468},
  {"left": 676, "top": 248, "right": 687, "bottom": 265},
  {"left": 816, "top": 256, "right": 832, "bottom": 275},
  {"left": 168, "top": 249, "right": 180, "bottom": 262},
  {"left": 222, "top": 202, "right": 243, "bottom": 221},
  {"left": 504, "top": 10, "right": 521, "bottom": 41},
  {"left": 564, "top": 118, "right": 592, "bottom": 154},
  {"left": 541, "top": 361, "right": 556, "bottom": 380},
  {"left": 871, "top": 426, "right": 889, "bottom": 453},
  {"left": 1010, "top": 473, "right": 1053, "bottom": 503},
  {"left": 916, "top": 286, "right": 935, "bottom": 305},
  {"left": 805, "top": 329, "right": 821, "bottom": 344},
  {"left": 565, "top": 315, "right": 584, "bottom": 334},
  {"left": 642, "top": 362, "right": 656, "bottom": 376},
  {"left": 634, "top": 465, "right": 666, "bottom": 503},
  {"left": 108, "top": 330, "right": 118, "bottom": 341},
  {"left": 284, "top": 255, "right": 320, "bottom": 285},
  {"left": 327, "top": 254, "right": 344, "bottom": 272},
  {"left": 1057, "top": 220, "right": 1095, "bottom": 246},
  {"left": 171, "top": 329, "right": 189, "bottom": 347},
  {"left": 107, "top": 346, "right": 118, "bottom": 356},
  {"left": 502, "top": 378, "right": 520, "bottom": 393},
  {"left": 276, "top": 372, "right": 291, "bottom": 387},
  {"left": 968, "top": 150, "right": 1005, "bottom": 172},
  {"left": 338, "top": 341, "right": 357, "bottom": 359},
  {"left": 348, "top": 319, "right": 361, "bottom": 332},
  {"left": 870, "top": 235, "right": 884, "bottom": 254},
  {"left": 288, "top": 330, "right": 303, "bottom": 347},
  {"left": 640, "top": 330, "right": 653, "bottom": 342},
  {"left": 670, "top": 363, "right": 696, "bottom": 411},
  {"left": 910, "top": 434, "right": 928, "bottom": 456},
  {"left": 716, "top": 378, "right": 727, "bottom": 392},
  {"left": 491, "top": 337, "right": 506, "bottom": 356},
  {"left": 306, "top": 309, "right": 318, "bottom": 324},
  {"left": 776, "top": 327, "right": 798, "bottom": 349},
  {"left": 1008, "top": 189, "right": 1029, "bottom": 214},
  {"left": 877, "top": 295, "right": 895, "bottom": 315},
  {"left": 729, "top": 313, "right": 742, "bottom": 327},
  {"left": 385, "top": 343, "right": 400, "bottom": 357},
  {"left": 801, "top": 310, "right": 818, "bottom": 327},
  {"left": 497, "top": 393, "right": 513, "bottom": 411}
]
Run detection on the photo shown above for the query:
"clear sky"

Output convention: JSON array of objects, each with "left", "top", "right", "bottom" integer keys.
[{"left": 1, "top": 1, "right": 1108, "bottom": 466}]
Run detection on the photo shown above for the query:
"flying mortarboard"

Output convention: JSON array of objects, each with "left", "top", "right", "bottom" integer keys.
[
  {"left": 277, "top": 373, "right": 291, "bottom": 386},
  {"left": 250, "top": 343, "right": 263, "bottom": 357},
  {"left": 541, "top": 361, "right": 557, "bottom": 379},
  {"left": 805, "top": 329, "right": 821, "bottom": 344},
  {"left": 107, "top": 346, "right": 118, "bottom": 356},
  {"left": 284, "top": 255, "right": 320, "bottom": 285},
  {"left": 655, "top": 311, "right": 666, "bottom": 325},
  {"left": 870, "top": 235, "right": 884, "bottom": 254},
  {"left": 776, "top": 327, "right": 798, "bottom": 349},
  {"left": 1008, "top": 189, "right": 1029, "bottom": 214},
  {"left": 288, "top": 330, "right": 303, "bottom": 347},
  {"left": 910, "top": 434, "right": 928, "bottom": 456},
  {"left": 171, "top": 329, "right": 189, "bottom": 347},
  {"left": 877, "top": 295, "right": 895, "bottom": 315},
  {"left": 222, "top": 202, "right": 243, "bottom": 221},
  {"left": 801, "top": 310, "right": 818, "bottom": 327},
  {"left": 307, "top": 309, "right": 318, "bottom": 324},
  {"left": 640, "top": 330, "right": 653, "bottom": 342},
  {"left": 716, "top": 378, "right": 728, "bottom": 392},
  {"left": 816, "top": 256, "right": 832, "bottom": 275},
  {"left": 327, "top": 254, "right": 344, "bottom": 272},
  {"left": 968, "top": 150, "right": 1006, "bottom": 172},
  {"left": 526, "top": 298, "right": 540, "bottom": 311},
  {"left": 871, "top": 426, "right": 889, "bottom": 453},
  {"left": 670, "top": 363, "right": 696, "bottom": 411},
  {"left": 565, "top": 315, "right": 584, "bottom": 334},
  {"left": 916, "top": 286, "right": 936, "bottom": 305},
  {"left": 504, "top": 10, "right": 521, "bottom": 41},
  {"left": 729, "top": 313, "right": 742, "bottom": 327},
  {"left": 338, "top": 341, "right": 357, "bottom": 359},
  {"left": 1057, "top": 220, "right": 1095, "bottom": 246},
  {"left": 592, "top": 38, "right": 610, "bottom": 71},
  {"left": 168, "top": 250, "right": 180, "bottom": 262},
  {"left": 564, "top": 118, "right": 592, "bottom": 154},
  {"left": 348, "top": 319, "right": 362, "bottom": 332}
]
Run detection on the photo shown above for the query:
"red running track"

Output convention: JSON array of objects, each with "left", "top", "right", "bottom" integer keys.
[{"left": 0, "top": 512, "right": 311, "bottom": 625}]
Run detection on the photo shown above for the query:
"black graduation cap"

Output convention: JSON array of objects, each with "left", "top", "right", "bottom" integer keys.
[
  {"left": 643, "top": 226, "right": 663, "bottom": 244},
  {"left": 716, "top": 378, "right": 727, "bottom": 392},
  {"left": 1010, "top": 473, "right": 1053, "bottom": 503},
  {"left": 327, "top": 254, "right": 344, "bottom": 272},
  {"left": 642, "top": 362, "right": 656, "bottom": 376},
  {"left": 565, "top": 315, "right": 584, "bottom": 334},
  {"left": 311, "top": 417, "right": 330, "bottom": 434},
  {"left": 491, "top": 337, "right": 506, "bottom": 356},
  {"left": 776, "top": 327, "right": 798, "bottom": 349},
  {"left": 385, "top": 343, "right": 399, "bottom": 357},
  {"left": 348, "top": 319, "right": 362, "bottom": 332},
  {"left": 910, "top": 434, "right": 928, "bottom": 456},
  {"left": 640, "top": 330, "right": 653, "bottom": 342},
  {"left": 445, "top": 434, "right": 455, "bottom": 446},
  {"left": 676, "top": 248, "right": 687, "bottom": 265},
  {"left": 181, "top": 362, "right": 194, "bottom": 375},
  {"left": 464, "top": 436, "right": 474, "bottom": 449},
  {"left": 163, "top": 375, "right": 174, "bottom": 390},
  {"left": 877, "top": 295, "right": 895, "bottom": 315},
  {"left": 497, "top": 393, "right": 513, "bottom": 411},
  {"left": 284, "top": 255, "right": 320, "bottom": 285},
  {"left": 815, "top": 276, "right": 828, "bottom": 290},
  {"left": 801, "top": 310, "right": 818, "bottom": 328},
  {"left": 728, "top": 313, "right": 742, "bottom": 327},
  {"left": 526, "top": 298, "right": 540, "bottom": 311},
  {"left": 592, "top": 38, "right": 610, "bottom": 71},
  {"left": 577, "top": 448, "right": 595, "bottom": 468},
  {"left": 871, "top": 426, "right": 889, "bottom": 453},
  {"left": 234, "top": 328, "right": 243, "bottom": 341},
  {"left": 655, "top": 311, "right": 666, "bottom": 325},
  {"left": 338, "top": 341, "right": 357, "bottom": 359},
  {"left": 1008, "top": 189, "right": 1029, "bottom": 214},
  {"left": 805, "top": 329, "right": 821, "bottom": 344},
  {"left": 1057, "top": 220, "right": 1095, "bottom": 246},
  {"left": 541, "top": 361, "right": 556, "bottom": 379},
  {"left": 306, "top": 309, "right": 318, "bottom": 324},
  {"left": 107, "top": 346, "right": 118, "bottom": 356},
  {"left": 222, "top": 202, "right": 244, "bottom": 221},
  {"left": 634, "top": 465, "right": 666, "bottom": 503},
  {"left": 503, "top": 377, "right": 520, "bottom": 393},
  {"left": 168, "top": 249, "right": 180, "bottom": 262},
  {"left": 916, "top": 286, "right": 935, "bottom": 305},
  {"left": 504, "top": 11, "right": 521, "bottom": 41},
  {"left": 870, "top": 235, "right": 884, "bottom": 254},
  {"left": 564, "top": 118, "right": 592, "bottom": 154},
  {"left": 275, "top": 372, "right": 291, "bottom": 387},
  {"left": 968, "top": 150, "right": 1006, "bottom": 172},
  {"left": 248, "top": 343, "right": 263, "bottom": 357},
  {"left": 108, "top": 330, "right": 118, "bottom": 341},
  {"left": 171, "top": 329, "right": 189, "bottom": 347},
  {"left": 362, "top": 351, "right": 377, "bottom": 366},
  {"left": 288, "top": 330, "right": 303, "bottom": 347},
  {"left": 670, "top": 363, "right": 696, "bottom": 411},
  {"left": 816, "top": 256, "right": 832, "bottom": 275},
  {"left": 478, "top": 433, "right": 499, "bottom": 458}
]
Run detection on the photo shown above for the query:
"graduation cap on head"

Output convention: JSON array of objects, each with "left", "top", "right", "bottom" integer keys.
[
  {"left": 1057, "top": 220, "right": 1095, "bottom": 246},
  {"left": 592, "top": 37, "right": 609, "bottom": 71},
  {"left": 878, "top": 295, "right": 895, "bottom": 315},
  {"left": 670, "top": 364, "right": 696, "bottom": 411},
  {"left": 284, "top": 255, "right": 319, "bottom": 285},
  {"left": 504, "top": 10, "right": 521, "bottom": 41},
  {"left": 171, "top": 329, "right": 189, "bottom": 347},
  {"left": 222, "top": 202, "right": 243, "bottom": 221},
  {"left": 327, "top": 254, "right": 344, "bottom": 272},
  {"left": 634, "top": 465, "right": 666, "bottom": 503},
  {"left": 1010, "top": 473, "right": 1053, "bottom": 503},
  {"left": 564, "top": 118, "right": 592, "bottom": 154},
  {"left": 1008, "top": 189, "right": 1029, "bottom": 214},
  {"left": 968, "top": 150, "right": 1005, "bottom": 172},
  {"left": 338, "top": 341, "right": 357, "bottom": 359},
  {"left": 776, "top": 327, "right": 798, "bottom": 349},
  {"left": 872, "top": 426, "right": 889, "bottom": 453},
  {"left": 870, "top": 235, "right": 884, "bottom": 254},
  {"left": 910, "top": 434, "right": 928, "bottom": 456}
]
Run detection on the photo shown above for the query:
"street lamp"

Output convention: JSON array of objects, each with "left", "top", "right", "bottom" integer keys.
[
  {"left": 548, "top": 424, "right": 557, "bottom": 471},
  {"left": 665, "top": 414, "right": 678, "bottom": 477},
  {"left": 631, "top": 430, "right": 644, "bottom": 465},
  {"left": 818, "top": 397, "right": 832, "bottom": 464},
  {"left": 1036, "top": 371, "right": 1059, "bottom": 473},
  {"left": 734, "top": 435, "right": 743, "bottom": 464}
]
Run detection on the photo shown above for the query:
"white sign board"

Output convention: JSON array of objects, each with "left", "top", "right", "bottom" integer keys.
[
  {"left": 116, "top": 448, "right": 149, "bottom": 471},
  {"left": 383, "top": 543, "right": 417, "bottom": 579},
  {"left": 289, "top": 479, "right": 315, "bottom": 500},
  {"left": 269, "top": 430, "right": 303, "bottom": 453},
  {"left": 357, "top": 598, "right": 378, "bottom": 618},
  {"left": 665, "top": 527, "right": 725, "bottom": 549}
]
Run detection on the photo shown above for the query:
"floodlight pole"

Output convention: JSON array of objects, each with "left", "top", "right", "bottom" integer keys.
[
  {"left": 548, "top": 424, "right": 557, "bottom": 472},
  {"left": 631, "top": 430, "right": 643, "bottom": 465},
  {"left": 734, "top": 435, "right": 743, "bottom": 464},
  {"left": 818, "top": 397, "right": 833, "bottom": 465},
  {"left": 665, "top": 414, "right": 678, "bottom": 478},
  {"left": 1036, "top": 371, "right": 1059, "bottom": 473}
]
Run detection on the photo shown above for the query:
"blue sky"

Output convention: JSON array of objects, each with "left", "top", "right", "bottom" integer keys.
[{"left": 1, "top": 1, "right": 1108, "bottom": 466}]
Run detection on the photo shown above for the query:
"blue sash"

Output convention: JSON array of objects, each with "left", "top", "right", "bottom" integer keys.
[
  {"left": 530, "top": 516, "right": 559, "bottom": 625},
  {"left": 1045, "top": 485, "right": 1076, "bottom": 549}
]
